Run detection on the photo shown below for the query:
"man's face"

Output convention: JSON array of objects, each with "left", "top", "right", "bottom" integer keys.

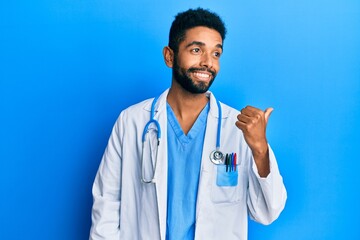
[{"left": 172, "top": 26, "right": 223, "bottom": 94}]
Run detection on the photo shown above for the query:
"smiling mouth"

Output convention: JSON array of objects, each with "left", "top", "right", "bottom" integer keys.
[
  {"left": 192, "top": 71, "right": 213, "bottom": 81},
  {"left": 193, "top": 72, "right": 211, "bottom": 80}
]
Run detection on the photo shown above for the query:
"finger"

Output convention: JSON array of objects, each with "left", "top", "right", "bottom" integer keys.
[
  {"left": 235, "top": 120, "right": 247, "bottom": 132},
  {"left": 264, "top": 107, "right": 274, "bottom": 124},
  {"left": 241, "top": 106, "right": 257, "bottom": 115},
  {"left": 237, "top": 113, "right": 253, "bottom": 124},
  {"left": 241, "top": 106, "right": 263, "bottom": 117}
]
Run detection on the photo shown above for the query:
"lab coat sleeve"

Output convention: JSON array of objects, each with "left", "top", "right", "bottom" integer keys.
[
  {"left": 89, "top": 114, "right": 123, "bottom": 240},
  {"left": 247, "top": 145, "right": 287, "bottom": 225}
]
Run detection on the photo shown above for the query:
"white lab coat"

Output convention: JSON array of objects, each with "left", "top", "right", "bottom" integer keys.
[{"left": 90, "top": 89, "right": 287, "bottom": 240}]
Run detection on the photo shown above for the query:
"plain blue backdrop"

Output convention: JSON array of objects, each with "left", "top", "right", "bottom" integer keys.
[{"left": 1, "top": 0, "right": 359, "bottom": 239}]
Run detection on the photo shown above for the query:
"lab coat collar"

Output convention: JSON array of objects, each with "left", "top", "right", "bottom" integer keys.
[
  {"left": 207, "top": 91, "right": 229, "bottom": 119},
  {"left": 143, "top": 89, "right": 168, "bottom": 113},
  {"left": 143, "top": 88, "right": 230, "bottom": 119}
]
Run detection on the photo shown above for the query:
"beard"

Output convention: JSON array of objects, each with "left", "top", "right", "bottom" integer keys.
[{"left": 172, "top": 58, "right": 216, "bottom": 94}]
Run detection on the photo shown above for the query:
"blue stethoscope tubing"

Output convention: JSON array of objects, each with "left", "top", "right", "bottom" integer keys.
[
  {"left": 142, "top": 95, "right": 162, "bottom": 143},
  {"left": 141, "top": 95, "right": 223, "bottom": 183}
]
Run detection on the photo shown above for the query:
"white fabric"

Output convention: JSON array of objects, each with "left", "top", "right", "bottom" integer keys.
[{"left": 89, "top": 89, "right": 287, "bottom": 240}]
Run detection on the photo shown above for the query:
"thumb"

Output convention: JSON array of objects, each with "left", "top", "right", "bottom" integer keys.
[{"left": 264, "top": 107, "right": 274, "bottom": 124}]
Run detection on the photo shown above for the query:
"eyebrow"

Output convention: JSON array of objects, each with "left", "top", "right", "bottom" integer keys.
[{"left": 185, "top": 41, "right": 223, "bottom": 50}]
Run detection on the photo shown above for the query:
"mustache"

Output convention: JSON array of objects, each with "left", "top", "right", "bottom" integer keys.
[{"left": 187, "top": 67, "right": 216, "bottom": 77}]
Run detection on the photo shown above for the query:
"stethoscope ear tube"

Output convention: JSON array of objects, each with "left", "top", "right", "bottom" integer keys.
[
  {"left": 142, "top": 119, "right": 161, "bottom": 142},
  {"left": 209, "top": 100, "right": 224, "bottom": 165},
  {"left": 215, "top": 99, "right": 222, "bottom": 150},
  {"left": 141, "top": 96, "right": 162, "bottom": 184}
]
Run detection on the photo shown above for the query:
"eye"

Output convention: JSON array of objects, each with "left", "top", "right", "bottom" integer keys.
[
  {"left": 213, "top": 51, "right": 222, "bottom": 58},
  {"left": 191, "top": 48, "right": 201, "bottom": 54}
]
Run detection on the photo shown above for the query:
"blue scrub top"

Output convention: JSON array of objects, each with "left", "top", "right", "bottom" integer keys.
[{"left": 166, "top": 102, "right": 209, "bottom": 240}]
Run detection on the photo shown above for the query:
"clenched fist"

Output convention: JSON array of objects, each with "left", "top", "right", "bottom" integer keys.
[{"left": 235, "top": 106, "right": 273, "bottom": 177}]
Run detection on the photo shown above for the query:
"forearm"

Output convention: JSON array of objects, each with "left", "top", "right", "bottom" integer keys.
[{"left": 252, "top": 144, "right": 270, "bottom": 178}]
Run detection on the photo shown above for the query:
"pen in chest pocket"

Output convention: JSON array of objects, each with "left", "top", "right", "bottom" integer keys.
[{"left": 225, "top": 153, "right": 237, "bottom": 172}]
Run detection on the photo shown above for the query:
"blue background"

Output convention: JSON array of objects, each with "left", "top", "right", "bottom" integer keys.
[{"left": 1, "top": 0, "right": 359, "bottom": 239}]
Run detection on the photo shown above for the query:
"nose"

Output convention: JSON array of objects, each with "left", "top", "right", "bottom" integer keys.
[{"left": 200, "top": 52, "right": 213, "bottom": 69}]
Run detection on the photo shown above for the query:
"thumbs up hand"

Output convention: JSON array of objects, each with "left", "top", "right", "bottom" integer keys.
[{"left": 235, "top": 106, "right": 273, "bottom": 163}]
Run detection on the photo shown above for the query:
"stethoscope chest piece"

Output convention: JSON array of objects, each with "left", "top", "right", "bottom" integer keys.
[{"left": 209, "top": 150, "right": 225, "bottom": 165}]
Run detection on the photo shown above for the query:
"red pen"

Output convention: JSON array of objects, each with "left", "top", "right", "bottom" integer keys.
[{"left": 234, "top": 153, "right": 237, "bottom": 171}]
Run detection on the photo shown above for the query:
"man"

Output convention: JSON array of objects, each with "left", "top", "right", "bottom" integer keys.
[{"left": 90, "top": 8, "right": 287, "bottom": 240}]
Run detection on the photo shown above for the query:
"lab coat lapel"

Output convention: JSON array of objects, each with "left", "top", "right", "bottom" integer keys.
[
  {"left": 201, "top": 92, "right": 220, "bottom": 173},
  {"left": 151, "top": 89, "right": 168, "bottom": 240},
  {"left": 195, "top": 92, "right": 225, "bottom": 238}
]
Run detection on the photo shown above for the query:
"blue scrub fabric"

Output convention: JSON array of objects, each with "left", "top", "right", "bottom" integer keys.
[{"left": 165, "top": 102, "right": 209, "bottom": 240}]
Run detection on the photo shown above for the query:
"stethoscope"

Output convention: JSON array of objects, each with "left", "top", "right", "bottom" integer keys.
[{"left": 141, "top": 96, "right": 224, "bottom": 184}]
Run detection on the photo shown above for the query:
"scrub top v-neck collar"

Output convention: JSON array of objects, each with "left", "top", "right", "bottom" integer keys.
[{"left": 166, "top": 102, "right": 210, "bottom": 145}]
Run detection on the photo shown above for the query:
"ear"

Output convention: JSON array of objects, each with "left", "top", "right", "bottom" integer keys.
[{"left": 163, "top": 46, "right": 174, "bottom": 68}]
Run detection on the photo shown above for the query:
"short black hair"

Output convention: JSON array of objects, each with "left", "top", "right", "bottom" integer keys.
[{"left": 168, "top": 8, "right": 227, "bottom": 53}]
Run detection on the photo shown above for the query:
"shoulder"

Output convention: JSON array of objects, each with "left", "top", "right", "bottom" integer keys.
[
  {"left": 123, "top": 98, "right": 152, "bottom": 115},
  {"left": 219, "top": 101, "right": 240, "bottom": 119},
  {"left": 116, "top": 97, "right": 153, "bottom": 124}
]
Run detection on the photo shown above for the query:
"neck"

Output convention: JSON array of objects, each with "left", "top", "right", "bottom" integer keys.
[
  {"left": 166, "top": 80, "right": 209, "bottom": 134},
  {"left": 167, "top": 80, "right": 209, "bottom": 117}
]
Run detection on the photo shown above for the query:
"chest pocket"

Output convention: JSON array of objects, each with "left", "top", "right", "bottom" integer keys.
[{"left": 211, "top": 165, "right": 246, "bottom": 204}]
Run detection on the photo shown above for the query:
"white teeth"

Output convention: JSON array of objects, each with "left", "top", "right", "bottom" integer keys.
[{"left": 194, "top": 72, "right": 210, "bottom": 78}]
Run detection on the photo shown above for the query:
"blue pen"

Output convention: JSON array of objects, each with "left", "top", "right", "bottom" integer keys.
[
  {"left": 228, "top": 153, "right": 231, "bottom": 172},
  {"left": 229, "top": 154, "right": 231, "bottom": 172},
  {"left": 229, "top": 154, "right": 232, "bottom": 172}
]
